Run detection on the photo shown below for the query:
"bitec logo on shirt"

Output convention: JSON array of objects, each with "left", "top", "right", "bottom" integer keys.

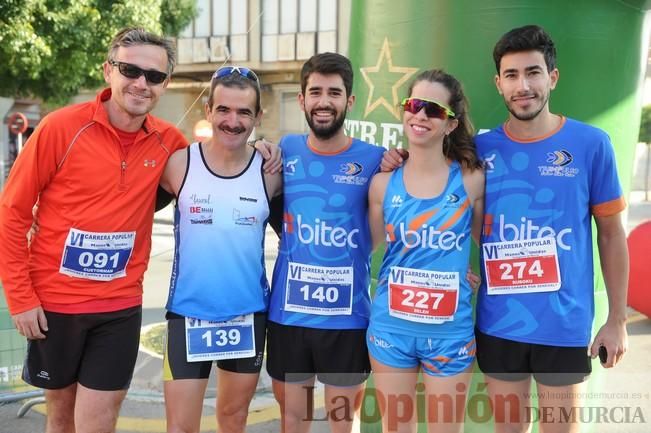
[
  {"left": 484, "top": 214, "right": 573, "bottom": 251},
  {"left": 284, "top": 213, "right": 360, "bottom": 248},
  {"left": 385, "top": 222, "right": 466, "bottom": 251}
]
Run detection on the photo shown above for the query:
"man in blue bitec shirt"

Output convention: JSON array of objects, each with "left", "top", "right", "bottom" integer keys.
[
  {"left": 266, "top": 53, "right": 384, "bottom": 433},
  {"left": 474, "top": 25, "right": 629, "bottom": 433}
]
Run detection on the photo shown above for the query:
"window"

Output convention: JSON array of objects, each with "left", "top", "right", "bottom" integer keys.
[
  {"left": 299, "top": 0, "right": 317, "bottom": 32},
  {"left": 212, "top": 0, "right": 228, "bottom": 36},
  {"left": 262, "top": 0, "right": 338, "bottom": 62},
  {"left": 177, "top": 0, "right": 249, "bottom": 64}
]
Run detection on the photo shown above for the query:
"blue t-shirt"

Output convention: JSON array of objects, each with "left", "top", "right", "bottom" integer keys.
[
  {"left": 370, "top": 163, "right": 474, "bottom": 338},
  {"left": 268, "top": 134, "right": 384, "bottom": 329},
  {"left": 476, "top": 117, "right": 624, "bottom": 346}
]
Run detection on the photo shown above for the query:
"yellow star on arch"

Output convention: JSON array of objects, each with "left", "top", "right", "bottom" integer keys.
[{"left": 359, "top": 37, "right": 419, "bottom": 120}]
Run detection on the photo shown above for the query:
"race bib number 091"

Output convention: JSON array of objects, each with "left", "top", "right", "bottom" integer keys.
[
  {"left": 185, "top": 315, "right": 255, "bottom": 362},
  {"left": 59, "top": 228, "right": 135, "bottom": 281},
  {"left": 284, "top": 262, "right": 353, "bottom": 315},
  {"left": 483, "top": 237, "right": 561, "bottom": 295}
]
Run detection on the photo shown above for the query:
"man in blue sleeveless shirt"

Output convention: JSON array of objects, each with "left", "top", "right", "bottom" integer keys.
[{"left": 266, "top": 53, "right": 384, "bottom": 433}]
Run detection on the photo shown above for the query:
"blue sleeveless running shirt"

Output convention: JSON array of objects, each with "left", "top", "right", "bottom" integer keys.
[
  {"left": 476, "top": 118, "right": 625, "bottom": 346},
  {"left": 166, "top": 142, "right": 270, "bottom": 322},
  {"left": 268, "top": 134, "right": 384, "bottom": 329},
  {"left": 370, "top": 163, "right": 474, "bottom": 338}
]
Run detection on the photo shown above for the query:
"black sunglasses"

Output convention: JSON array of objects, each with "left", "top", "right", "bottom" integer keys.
[{"left": 109, "top": 60, "right": 168, "bottom": 85}]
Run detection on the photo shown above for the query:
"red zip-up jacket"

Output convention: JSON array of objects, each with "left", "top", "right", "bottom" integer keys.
[{"left": 0, "top": 89, "right": 188, "bottom": 314}]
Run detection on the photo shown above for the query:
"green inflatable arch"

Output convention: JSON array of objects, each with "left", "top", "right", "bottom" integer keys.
[{"left": 345, "top": 1, "right": 650, "bottom": 431}]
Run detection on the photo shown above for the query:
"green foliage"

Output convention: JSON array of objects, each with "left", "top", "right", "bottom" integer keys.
[
  {"left": 639, "top": 105, "right": 651, "bottom": 144},
  {"left": 161, "top": 0, "right": 197, "bottom": 36},
  {"left": 0, "top": 0, "right": 196, "bottom": 106}
]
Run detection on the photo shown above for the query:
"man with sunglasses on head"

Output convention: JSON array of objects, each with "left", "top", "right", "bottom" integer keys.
[
  {"left": 159, "top": 65, "right": 282, "bottom": 433},
  {"left": 266, "top": 52, "right": 385, "bottom": 433},
  {"left": 0, "top": 27, "right": 187, "bottom": 433}
]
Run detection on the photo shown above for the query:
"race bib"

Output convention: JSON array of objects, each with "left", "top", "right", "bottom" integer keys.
[
  {"left": 59, "top": 228, "right": 135, "bottom": 281},
  {"left": 284, "top": 262, "right": 353, "bottom": 316},
  {"left": 483, "top": 237, "right": 561, "bottom": 295},
  {"left": 185, "top": 314, "right": 255, "bottom": 362},
  {"left": 388, "top": 266, "right": 459, "bottom": 324}
]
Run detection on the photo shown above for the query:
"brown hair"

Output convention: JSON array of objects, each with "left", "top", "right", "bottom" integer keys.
[
  {"left": 207, "top": 70, "right": 261, "bottom": 114},
  {"left": 493, "top": 25, "right": 556, "bottom": 73},
  {"left": 107, "top": 27, "right": 176, "bottom": 74},
  {"left": 406, "top": 69, "right": 481, "bottom": 169},
  {"left": 300, "top": 52, "right": 353, "bottom": 97}
]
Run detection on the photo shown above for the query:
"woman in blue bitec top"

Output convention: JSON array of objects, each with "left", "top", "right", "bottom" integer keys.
[{"left": 367, "top": 69, "right": 484, "bottom": 433}]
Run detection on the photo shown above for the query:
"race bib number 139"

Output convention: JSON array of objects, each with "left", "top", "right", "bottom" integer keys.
[{"left": 185, "top": 314, "right": 255, "bottom": 362}]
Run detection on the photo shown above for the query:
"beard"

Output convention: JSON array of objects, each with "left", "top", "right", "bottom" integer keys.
[
  {"left": 505, "top": 90, "right": 550, "bottom": 121},
  {"left": 305, "top": 106, "right": 347, "bottom": 140}
]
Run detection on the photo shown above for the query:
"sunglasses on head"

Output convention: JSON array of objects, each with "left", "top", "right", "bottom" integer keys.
[
  {"left": 212, "top": 66, "right": 260, "bottom": 85},
  {"left": 401, "top": 97, "right": 455, "bottom": 119},
  {"left": 109, "top": 60, "right": 168, "bottom": 85}
]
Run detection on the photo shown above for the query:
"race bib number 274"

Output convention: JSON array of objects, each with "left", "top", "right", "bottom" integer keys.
[{"left": 483, "top": 237, "right": 561, "bottom": 295}]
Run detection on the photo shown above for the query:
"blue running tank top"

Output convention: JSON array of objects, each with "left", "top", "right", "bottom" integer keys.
[
  {"left": 166, "top": 142, "right": 270, "bottom": 321},
  {"left": 370, "top": 162, "right": 474, "bottom": 338},
  {"left": 268, "top": 134, "right": 384, "bottom": 329},
  {"left": 476, "top": 117, "right": 625, "bottom": 346}
]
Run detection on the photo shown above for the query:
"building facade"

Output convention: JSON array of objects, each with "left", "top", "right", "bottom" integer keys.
[{"left": 157, "top": 0, "right": 351, "bottom": 144}]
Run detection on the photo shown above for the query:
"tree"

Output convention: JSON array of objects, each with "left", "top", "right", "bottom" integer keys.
[
  {"left": 639, "top": 105, "right": 651, "bottom": 201},
  {"left": 0, "top": 0, "right": 196, "bottom": 106}
]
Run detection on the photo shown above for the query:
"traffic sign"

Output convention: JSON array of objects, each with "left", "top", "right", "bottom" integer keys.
[{"left": 7, "top": 112, "right": 28, "bottom": 135}]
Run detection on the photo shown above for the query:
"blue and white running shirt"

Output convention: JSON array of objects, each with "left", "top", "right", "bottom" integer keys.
[{"left": 166, "top": 143, "right": 270, "bottom": 322}]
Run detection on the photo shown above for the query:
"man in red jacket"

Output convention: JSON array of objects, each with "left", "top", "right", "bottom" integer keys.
[{"left": 0, "top": 27, "right": 187, "bottom": 433}]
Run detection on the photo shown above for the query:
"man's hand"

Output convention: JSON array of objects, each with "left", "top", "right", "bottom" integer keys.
[
  {"left": 12, "top": 306, "right": 48, "bottom": 340},
  {"left": 27, "top": 203, "right": 39, "bottom": 247},
  {"left": 251, "top": 139, "right": 282, "bottom": 174},
  {"left": 380, "top": 148, "right": 409, "bottom": 172},
  {"left": 466, "top": 267, "right": 481, "bottom": 293},
  {"left": 590, "top": 318, "right": 627, "bottom": 368}
]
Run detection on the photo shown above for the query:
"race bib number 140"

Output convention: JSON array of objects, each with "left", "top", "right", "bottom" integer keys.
[{"left": 284, "top": 262, "right": 353, "bottom": 316}]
